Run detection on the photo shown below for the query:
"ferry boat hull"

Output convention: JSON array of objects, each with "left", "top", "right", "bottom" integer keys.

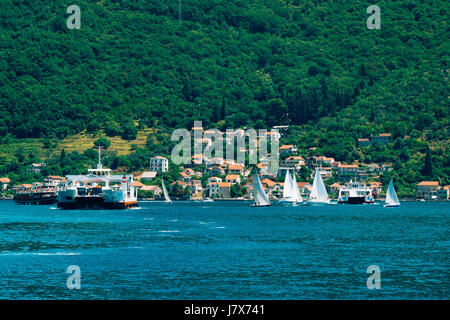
[
  {"left": 57, "top": 200, "right": 138, "bottom": 210},
  {"left": 338, "top": 196, "right": 367, "bottom": 204},
  {"left": 57, "top": 195, "right": 104, "bottom": 209},
  {"left": 103, "top": 201, "right": 138, "bottom": 209}
]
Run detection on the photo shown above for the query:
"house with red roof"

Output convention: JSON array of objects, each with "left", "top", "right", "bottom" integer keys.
[
  {"left": 279, "top": 144, "right": 297, "bottom": 156},
  {"left": 225, "top": 174, "right": 241, "bottom": 185},
  {"left": 416, "top": 181, "right": 439, "bottom": 199},
  {"left": 227, "top": 163, "right": 244, "bottom": 175},
  {"left": 0, "top": 177, "right": 10, "bottom": 191},
  {"left": 437, "top": 185, "right": 450, "bottom": 200}
]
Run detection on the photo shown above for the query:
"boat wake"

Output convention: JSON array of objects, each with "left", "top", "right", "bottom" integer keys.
[{"left": 0, "top": 252, "right": 81, "bottom": 256}]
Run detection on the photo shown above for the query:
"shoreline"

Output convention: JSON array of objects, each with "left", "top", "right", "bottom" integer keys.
[{"left": 1, "top": 197, "right": 449, "bottom": 202}]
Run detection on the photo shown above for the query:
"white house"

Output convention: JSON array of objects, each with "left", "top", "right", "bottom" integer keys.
[
  {"left": 225, "top": 174, "right": 241, "bottom": 185},
  {"left": 27, "top": 163, "right": 46, "bottom": 174},
  {"left": 150, "top": 156, "right": 169, "bottom": 172}
]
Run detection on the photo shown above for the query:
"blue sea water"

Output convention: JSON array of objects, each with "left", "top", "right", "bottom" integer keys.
[{"left": 0, "top": 200, "right": 448, "bottom": 300}]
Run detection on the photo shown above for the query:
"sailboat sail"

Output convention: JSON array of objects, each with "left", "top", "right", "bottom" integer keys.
[
  {"left": 282, "top": 170, "right": 294, "bottom": 199},
  {"left": 385, "top": 179, "right": 400, "bottom": 206},
  {"left": 162, "top": 180, "right": 172, "bottom": 203},
  {"left": 252, "top": 171, "right": 270, "bottom": 206},
  {"left": 291, "top": 172, "right": 303, "bottom": 203},
  {"left": 309, "top": 169, "right": 329, "bottom": 202}
]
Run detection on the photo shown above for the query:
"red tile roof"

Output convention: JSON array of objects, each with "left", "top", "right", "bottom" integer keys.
[
  {"left": 417, "top": 181, "right": 439, "bottom": 186},
  {"left": 228, "top": 164, "right": 244, "bottom": 170}
]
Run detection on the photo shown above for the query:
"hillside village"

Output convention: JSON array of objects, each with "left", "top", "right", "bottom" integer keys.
[{"left": 3, "top": 125, "right": 447, "bottom": 201}]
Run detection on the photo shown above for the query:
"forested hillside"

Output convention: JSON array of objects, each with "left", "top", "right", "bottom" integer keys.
[{"left": 0, "top": 0, "right": 448, "bottom": 189}]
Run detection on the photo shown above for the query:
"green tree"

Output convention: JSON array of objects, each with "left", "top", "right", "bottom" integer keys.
[
  {"left": 422, "top": 146, "right": 433, "bottom": 177},
  {"left": 94, "top": 137, "right": 111, "bottom": 149}
]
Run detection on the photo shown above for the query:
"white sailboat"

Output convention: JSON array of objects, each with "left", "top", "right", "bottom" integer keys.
[
  {"left": 279, "top": 170, "right": 299, "bottom": 204},
  {"left": 291, "top": 172, "right": 304, "bottom": 204},
  {"left": 384, "top": 178, "right": 400, "bottom": 207},
  {"left": 162, "top": 180, "right": 172, "bottom": 203},
  {"left": 308, "top": 168, "right": 332, "bottom": 204},
  {"left": 251, "top": 171, "right": 271, "bottom": 207}
]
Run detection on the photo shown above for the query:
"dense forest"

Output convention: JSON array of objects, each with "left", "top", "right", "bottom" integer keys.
[{"left": 0, "top": 0, "right": 448, "bottom": 193}]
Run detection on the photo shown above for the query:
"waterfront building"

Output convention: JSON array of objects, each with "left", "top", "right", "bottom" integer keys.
[
  {"left": 297, "top": 182, "right": 312, "bottom": 198},
  {"left": 187, "top": 180, "right": 203, "bottom": 195},
  {"left": 219, "top": 182, "right": 231, "bottom": 198},
  {"left": 207, "top": 177, "right": 222, "bottom": 198},
  {"left": 437, "top": 186, "right": 450, "bottom": 200},
  {"left": 0, "top": 177, "right": 10, "bottom": 191},
  {"left": 139, "top": 185, "right": 162, "bottom": 197},
  {"left": 369, "top": 182, "right": 383, "bottom": 198},
  {"left": 416, "top": 181, "right": 439, "bottom": 199}
]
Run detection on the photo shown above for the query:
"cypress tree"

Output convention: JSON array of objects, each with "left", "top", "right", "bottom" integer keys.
[{"left": 422, "top": 146, "right": 433, "bottom": 177}]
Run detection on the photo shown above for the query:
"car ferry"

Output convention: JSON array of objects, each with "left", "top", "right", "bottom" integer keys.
[
  {"left": 338, "top": 180, "right": 374, "bottom": 204},
  {"left": 57, "top": 147, "right": 138, "bottom": 209}
]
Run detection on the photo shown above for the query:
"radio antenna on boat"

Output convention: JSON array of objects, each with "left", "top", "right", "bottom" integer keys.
[{"left": 97, "top": 145, "right": 103, "bottom": 169}]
